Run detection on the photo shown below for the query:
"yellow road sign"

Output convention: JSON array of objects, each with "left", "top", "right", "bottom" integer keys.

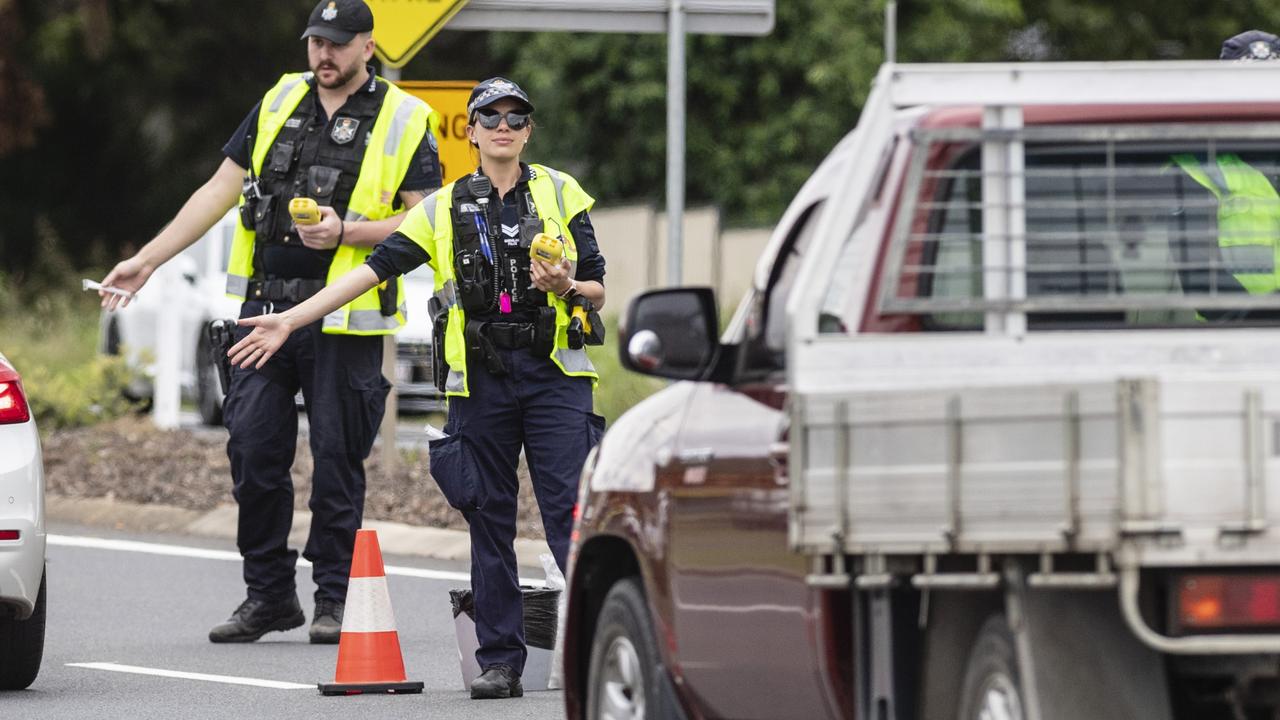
[
  {"left": 368, "top": 0, "right": 471, "bottom": 69},
  {"left": 399, "top": 81, "right": 477, "bottom": 186}
]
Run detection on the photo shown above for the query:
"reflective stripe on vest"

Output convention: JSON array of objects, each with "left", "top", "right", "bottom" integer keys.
[
  {"left": 226, "top": 72, "right": 440, "bottom": 336},
  {"left": 1173, "top": 153, "right": 1280, "bottom": 295},
  {"left": 393, "top": 167, "right": 598, "bottom": 397}
]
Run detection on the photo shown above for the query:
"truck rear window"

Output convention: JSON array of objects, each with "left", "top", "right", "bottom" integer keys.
[{"left": 874, "top": 125, "right": 1280, "bottom": 331}]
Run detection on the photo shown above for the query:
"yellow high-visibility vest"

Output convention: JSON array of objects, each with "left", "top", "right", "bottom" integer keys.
[
  {"left": 395, "top": 165, "right": 598, "bottom": 396},
  {"left": 1173, "top": 153, "right": 1280, "bottom": 296},
  {"left": 225, "top": 72, "right": 440, "bottom": 335}
]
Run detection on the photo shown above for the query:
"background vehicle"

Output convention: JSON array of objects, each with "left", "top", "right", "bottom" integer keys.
[
  {"left": 98, "top": 211, "right": 240, "bottom": 425},
  {"left": 99, "top": 212, "right": 444, "bottom": 424},
  {"left": 564, "top": 61, "right": 1280, "bottom": 720},
  {"left": 0, "top": 352, "right": 46, "bottom": 690},
  {"left": 395, "top": 263, "right": 447, "bottom": 414}
]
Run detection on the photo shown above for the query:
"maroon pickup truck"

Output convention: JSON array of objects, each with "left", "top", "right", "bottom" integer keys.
[{"left": 561, "top": 61, "right": 1280, "bottom": 720}]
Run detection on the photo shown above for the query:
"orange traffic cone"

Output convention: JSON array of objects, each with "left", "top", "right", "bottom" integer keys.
[{"left": 318, "top": 529, "right": 424, "bottom": 696}]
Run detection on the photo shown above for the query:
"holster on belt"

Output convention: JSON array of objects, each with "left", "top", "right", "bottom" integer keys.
[
  {"left": 532, "top": 307, "right": 556, "bottom": 356},
  {"left": 429, "top": 297, "right": 449, "bottom": 393},
  {"left": 204, "top": 319, "right": 236, "bottom": 396},
  {"left": 465, "top": 321, "right": 507, "bottom": 376}
]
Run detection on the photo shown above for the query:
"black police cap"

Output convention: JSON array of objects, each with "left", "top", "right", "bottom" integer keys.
[
  {"left": 300, "top": 0, "right": 374, "bottom": 44},
  {"left": 467, "top": 78, "right": 535, "bottom": 116},
  {"left": 1220, "top": 30, "right": 1280, "bottom": 60}
]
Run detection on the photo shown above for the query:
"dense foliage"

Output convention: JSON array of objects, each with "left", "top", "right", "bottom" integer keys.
[{"left": 5, "top": 0, "right": 1280, "bottom": 272}]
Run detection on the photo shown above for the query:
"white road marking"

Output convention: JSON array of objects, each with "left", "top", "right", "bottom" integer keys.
[
  {"left": 47, "top": 534, "right": 544, "bottom": 586},
  {"left": 66, "top": 662, "right": 312, "bottom": 690},
  {"left": 50, "top": 535, "right": 241, "bottom": 562}
]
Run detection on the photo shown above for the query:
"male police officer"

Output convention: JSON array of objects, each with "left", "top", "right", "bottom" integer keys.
[{"left": 99, "top": 0, "right": 441, "bottom": 644}]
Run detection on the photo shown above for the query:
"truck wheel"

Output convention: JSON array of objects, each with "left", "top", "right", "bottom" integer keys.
[
  {"left": 958, "top": 615, "right": 1025, "bottom": 720},
  {"left": 0, "top": 568, "right": 45, "bottom": 690},
  {"left": 195, "top": 332, "right": 223, "bottom": 426},
  {"left": 587, "top": 578, "right": 662, "bottom": 720}
]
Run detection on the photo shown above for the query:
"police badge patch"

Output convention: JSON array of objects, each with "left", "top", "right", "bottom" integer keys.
[
  {"left": 322, "top": 2, "right": 337, "bottom": 21},
  {"left": 331, "top": 117, "right": 360, "bottom": 145},
  {"left": 1251, "top": 40, "right": 1278, "bottom": 60}
]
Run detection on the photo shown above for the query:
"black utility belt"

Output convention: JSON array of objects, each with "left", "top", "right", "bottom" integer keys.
[
  {"left": 248, "top": 278, "right": 326, "bottom": 303},
  {"left": 462, "top": 310, "right": 558, "bottom": 378},
  {"left": 481, "top": 321, "right": 538, "bottom": 350}
]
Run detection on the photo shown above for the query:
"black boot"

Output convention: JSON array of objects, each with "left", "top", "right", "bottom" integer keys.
[
  {"left": 470, "top": 664, "right": 523, "bottom": 699},
  {"left": 208, "top": 595, "right": 305, "bottom": 643},
  {"left": 309, "top": 598, "right": 344, "bottom": 645}
]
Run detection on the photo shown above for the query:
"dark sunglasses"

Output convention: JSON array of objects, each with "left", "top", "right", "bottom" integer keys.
[{"left": 474, "top": 108, "right": 531, "bottom": 131}]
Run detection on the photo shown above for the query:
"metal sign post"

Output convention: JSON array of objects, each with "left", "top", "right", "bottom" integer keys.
[{"left": 666, "top": 0, "right": 686, "bottom": 288}]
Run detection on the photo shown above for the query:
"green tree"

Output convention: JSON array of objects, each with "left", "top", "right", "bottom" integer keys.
[{"left": 8, "top": 0, "right": 1280, "bottom": 274}]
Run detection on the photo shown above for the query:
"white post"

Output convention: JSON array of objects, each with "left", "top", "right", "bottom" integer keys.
[
  {"left": 666, "top": 0, "right": 686, "bottom": 287},
  {"left": 379, "top": 64, "right": 401, "bottom": 478},
  {"left": 152, "top": 269, "right": 181, "bottom": 429}
]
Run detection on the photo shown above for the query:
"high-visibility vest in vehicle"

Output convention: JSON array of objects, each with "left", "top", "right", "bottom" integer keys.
[
  {"left": 1173, "top": 153, "right": 1280, "bottom": 296},
  {"left": 395, "top": 165, "right": 598, "bottom": 397},
  {"left": 225, "top": 72, "right": 439, "bottom": 335}
]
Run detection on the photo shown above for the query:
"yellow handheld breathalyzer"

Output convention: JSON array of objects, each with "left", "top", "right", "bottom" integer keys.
[
  {"left": 289, "top": 197, "right": 321, "bottom": 226},
  {"left": 529, "top": 233, "right": 564, "bottom": 264}
]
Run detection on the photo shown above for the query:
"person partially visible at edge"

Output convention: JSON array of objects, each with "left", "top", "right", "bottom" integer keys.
[
  {"left": 228, "top": 76, "right": 607, "bottom": 700},
  {"left": 1169, "top": 30, "right": 1280, "bottom": 315},
  {"left": 97, "top": 0, "right": 442, "bottom": 645}
]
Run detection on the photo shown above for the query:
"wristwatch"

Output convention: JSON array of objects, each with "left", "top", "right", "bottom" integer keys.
[{"left": 558, "top": 279, "right": 578, "bottom": 300}]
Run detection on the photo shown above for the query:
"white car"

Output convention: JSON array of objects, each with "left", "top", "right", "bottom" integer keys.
[
  {"left": 100, "top": 211, "right": 445, "bottom": 423},
  {"left": 0, "top": 352, "right": 46, "bottom": 690}
]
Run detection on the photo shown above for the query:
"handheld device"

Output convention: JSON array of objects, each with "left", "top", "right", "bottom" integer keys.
[
  {"left": 82, "top": 279, "right": 134, "bottom": 300},
  {"left": 529, "top": 233, "right": 564, "bottom": 264},
  {"left": 288, "top": 197, "right": 321, "bottom": 226},
  {"left": 566, "top": 296, "right": 605, "bottom": 349},
  {"left": 204, "top": 319, "right": 237, "bottom": 396}
]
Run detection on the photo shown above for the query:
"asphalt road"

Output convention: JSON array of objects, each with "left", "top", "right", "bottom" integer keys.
[{"left": 9, "top": 522, "right": 566, "bottom": 720}]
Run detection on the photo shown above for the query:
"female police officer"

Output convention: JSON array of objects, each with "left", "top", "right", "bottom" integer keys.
[{"left": 229, "top": 77, "right": 606, "bottom": 700}]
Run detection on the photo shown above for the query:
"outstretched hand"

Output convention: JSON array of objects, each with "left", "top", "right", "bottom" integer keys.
[
  {"left": 99, "top": 257, "right": 154, "bottom": 311},
  {"left": 228, "top": 314, "right": 294, "bottom": 369}
]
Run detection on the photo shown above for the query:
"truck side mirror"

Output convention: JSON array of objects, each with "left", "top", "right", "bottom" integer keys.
[{"left": 620, "top": 287, "right": 720, "bottom": 381}]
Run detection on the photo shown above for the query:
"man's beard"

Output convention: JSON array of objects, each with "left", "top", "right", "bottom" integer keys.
[{"left": 313, "top": 59, "right": 360, "bottom": 89}]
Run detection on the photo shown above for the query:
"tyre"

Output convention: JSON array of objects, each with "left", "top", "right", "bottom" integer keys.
[
  {"left": 0, "top": 568, "right": 46, "bottom": 690},
  {"left": 195, "top": 332, "right": 223, "bottom": 426},
  {"left": 587, "top": 578, "right": 665, "bottom": 720},
  {"left": 958, "top": 615, "right": 1025, "bottom": 720}
]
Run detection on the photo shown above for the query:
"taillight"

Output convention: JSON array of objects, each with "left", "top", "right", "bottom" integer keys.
[
  {"left": 1177, "top": 574, "right": 1280, "bottom": 631},
  {"left": 0, "top": 379, "right": 29, "bottom": 425},
  {"left": 0, "top": 530, "right": 19, "bottom": 541}
]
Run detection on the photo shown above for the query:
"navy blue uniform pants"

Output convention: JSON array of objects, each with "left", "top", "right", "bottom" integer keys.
[
  {"left": 223, "top": 299, "right": 389, "bottom": 604},
  {"left": 443, "top": 347, "right": 602, "bottom": 675}
]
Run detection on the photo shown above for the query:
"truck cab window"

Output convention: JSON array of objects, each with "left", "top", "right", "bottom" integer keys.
[
  {"left": 876, "top": 131, "right": 1280, "bottom": 331},
  {"left": 741, "top": 201, "right": 827, "bottom": 374}
]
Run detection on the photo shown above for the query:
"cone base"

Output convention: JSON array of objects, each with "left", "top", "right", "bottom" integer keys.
[{"left": 318, "top": 680, "right": 425, "bottom": 696}]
